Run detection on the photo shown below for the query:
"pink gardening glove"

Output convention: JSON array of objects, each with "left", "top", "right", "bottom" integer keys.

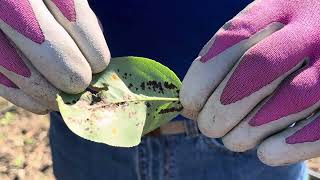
[
  {"left": 181, "top": 0, "right": 320, "bottom": 166},
  {"left": 0, "top": 0, "right": 110, "bottom": 114}
]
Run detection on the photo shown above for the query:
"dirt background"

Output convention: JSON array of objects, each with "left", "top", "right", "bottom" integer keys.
[
  {"left": 0, "top": 99, "right": 53, "bottom": 180},
  {"left": 0, "top": 98, "right": 319, "bottom": 180}
]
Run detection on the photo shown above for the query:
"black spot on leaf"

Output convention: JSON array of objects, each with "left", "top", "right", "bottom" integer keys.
[
  {"left": 158, "top": 106, "right": 183, "bottom": 114},
  {"left": 146, "top": 80, "right": 164, "bottom": 94},
  {"left": 164, "top": 82, "right": 177, "bottom": 89},
  {"left": 90, "top": 95, "right": 102, "bottom": 105},
  {"left": 140, "top": 82, "right": 145, "bottom": 90}
]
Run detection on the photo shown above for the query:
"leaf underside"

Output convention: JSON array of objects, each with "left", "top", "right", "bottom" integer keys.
[{"left": 57, "top": 57, "right": 182, "bottom": 147}]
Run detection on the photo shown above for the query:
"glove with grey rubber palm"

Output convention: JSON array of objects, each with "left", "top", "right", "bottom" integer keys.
[
  {"left": 181, "top": 0, "right": 320, "bottom": 166},
  {"left": 0, "top": 0, "right": 110, "bottom": 114}
]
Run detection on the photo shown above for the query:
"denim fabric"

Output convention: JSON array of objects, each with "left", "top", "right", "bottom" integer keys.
[{"left": 49, "top": 112, "right": 308, "bottom": 180}]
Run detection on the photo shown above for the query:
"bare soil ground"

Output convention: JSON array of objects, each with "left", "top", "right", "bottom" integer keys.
[
  {"left": 0, "top": 99, "right": 54, "bottom": 180},
  {"left": 0, "top": 98, "right": 319, "bottom": 179}
]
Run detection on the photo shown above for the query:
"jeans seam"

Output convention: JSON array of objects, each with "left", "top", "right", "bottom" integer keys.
[
  {"left": 135, "top": 147, "right": 142, "bottom": 180},
  {"left": 138, "top": 139, "right": 149, "bottom": 180},
  {"left": 164, "top": 138, "right": 176, "bottom": 180}
]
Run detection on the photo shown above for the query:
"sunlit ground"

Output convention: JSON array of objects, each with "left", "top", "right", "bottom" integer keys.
[{"left": 0, "top": 98, "right": 53, "bottom": 180}]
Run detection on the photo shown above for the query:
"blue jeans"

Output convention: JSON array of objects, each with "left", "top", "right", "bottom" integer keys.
[{"left": 49, "top": 112, "right": 308, "bottom": 180}]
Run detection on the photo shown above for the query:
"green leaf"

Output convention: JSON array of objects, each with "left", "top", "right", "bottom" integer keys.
[{"left": 57, "top": 57, "right": 182, "bottom": 147}]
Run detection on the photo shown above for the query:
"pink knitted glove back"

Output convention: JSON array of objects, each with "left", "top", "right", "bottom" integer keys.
[
  {"left": 0, "top": 0, "right": 45, "bottom": 44},
  {"left": 286, "top": 116, "right": 320, "bottom": 144},
  {"left": 0, "top": 73, "right": 18, "bottom": 88},
  {"left": 0, "top": 30, "right": 30, "bottom": 78},
  {"left": 200, "top": 1, "right": 288, "bottom": 63},
  {"left": 51, "top": 0, "right": 76, "bottom": 22}
]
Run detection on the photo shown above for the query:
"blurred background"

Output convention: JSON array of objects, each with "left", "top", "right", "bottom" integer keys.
[
  {"left": 0, "top": 98, "right": 53, "bottom": 180},
  {"left": 0, "top": 97, "right": 319, "bottom": 180}
]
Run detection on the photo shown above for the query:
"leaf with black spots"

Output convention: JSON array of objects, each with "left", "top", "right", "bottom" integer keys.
[{"left": 57, "top": 57, "right": 182, "bottom": 147}]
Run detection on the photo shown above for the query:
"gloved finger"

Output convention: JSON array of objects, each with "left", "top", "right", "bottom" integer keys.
[
  {"left": 223, "top": 63, "right": 320, "bottom": 152},
  {"left": 43, "top": 0, "right": 110, "bottom": 73},
  {"left": 197, "top": 25, "right": 307, "bottom": 138},
  {"left": 0, "top": 73, "right": 49, "bottom": 114},
  {"left": 257, "top": 113, "right": 320, "bottom": 166},
  {"left": 0, "top": 0, "right": 92, "bottom": 94},
  {"left": 180, "top": 0, "right": 285, "bottom": 116},
  {"left": 0, "top": 30, "right": 58, "bottom": 111}
]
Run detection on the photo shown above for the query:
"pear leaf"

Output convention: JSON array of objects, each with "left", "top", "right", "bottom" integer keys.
[{"left": 57, "top": 57, "right": 182, "bottom": 147}]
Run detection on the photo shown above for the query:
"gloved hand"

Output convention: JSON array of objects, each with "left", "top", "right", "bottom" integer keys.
[
  {"left": 181, "top": 0, "right": 320, "bottom": 166},
  {"left": 0, "top": 0, "right": 110, "bottom": 114}
]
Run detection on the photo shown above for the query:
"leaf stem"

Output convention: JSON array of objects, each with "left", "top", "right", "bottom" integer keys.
[
  {"left": 88, "top": 97, "right": 180, "bottom": 109},
  {"left": 140, "top": 96, "right": 179, "bottom": 102}
]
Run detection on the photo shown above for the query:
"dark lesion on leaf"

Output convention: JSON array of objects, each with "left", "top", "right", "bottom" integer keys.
[
  {"left": 146, "top": 80, "right": 165, "bottom": 94},
  {"left": 164, "top": 82, "right": 177, "bottom": 90},
  {"left": 65, "top": 98, "right": 80, "bottom": 105},
  {"left": 90, "top": 94, "right": 102, "bottom": 106},
  {"left": 122, "top": 72, "right": 130, "bottom": 80},
  {"left": 115, "top": 102, "right": 126, "bottom": 106},
  {"left": 87, "top": 86, "right": 108, "bottom": 93},
  {"left": 140, "top": 82, "right": 145, "bottom": 90},
  {"left": 158, "top": 106, "right": 183, "bottom": 114}
]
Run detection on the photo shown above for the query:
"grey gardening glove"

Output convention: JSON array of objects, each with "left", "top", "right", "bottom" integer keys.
[
  {"left": 181, "top": 0, "right": 320, "bottom": 166},
  {"left": 0, "top": 0, "right": 110, "bottom": 114}
]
